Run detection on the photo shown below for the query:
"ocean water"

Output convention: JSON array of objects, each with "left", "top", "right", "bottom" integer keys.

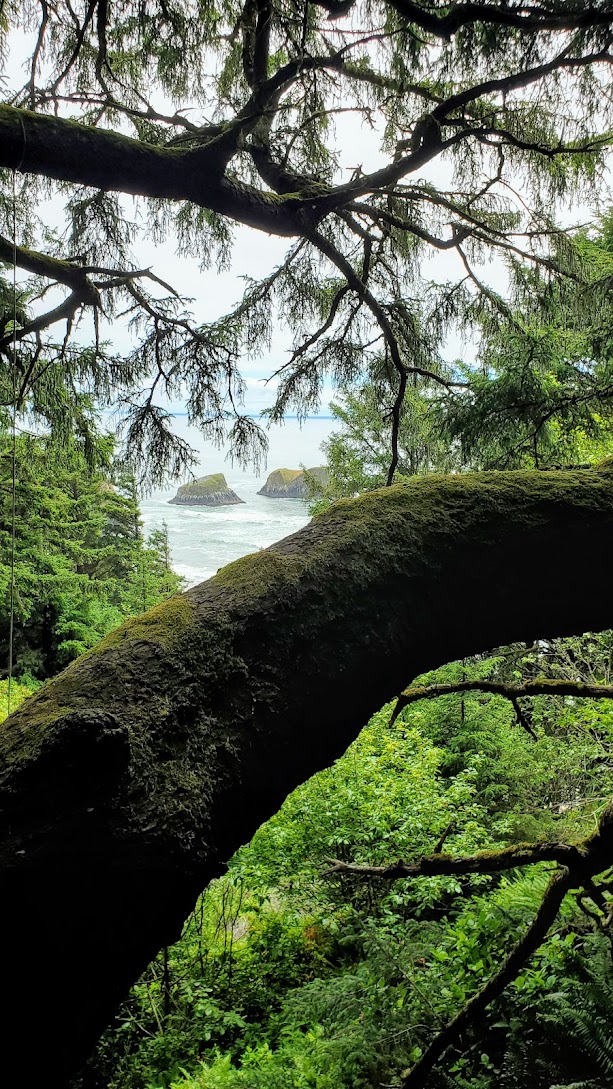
[{"left": 140, "top": 417, "right": 335, "bottom": 587}]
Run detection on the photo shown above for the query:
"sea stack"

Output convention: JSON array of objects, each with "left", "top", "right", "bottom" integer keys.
[
  {"left": 169, "top": 473, "right": 244, "bottom": 507},
  {"left": 258, "top": 466, "right": 329, "bottom": 498}
]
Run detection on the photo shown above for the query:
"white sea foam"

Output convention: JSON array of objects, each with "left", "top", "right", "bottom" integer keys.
[
  {"left": 140, "top": 417, "right": 334, "bottom": 582},
  {"left": 173, "top": 563, "right": 216, "bottom": 587}
]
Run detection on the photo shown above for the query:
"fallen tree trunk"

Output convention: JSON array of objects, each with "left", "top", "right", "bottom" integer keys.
[{"left": 2, "top": 466, "right": 613, "bottom": 1086}]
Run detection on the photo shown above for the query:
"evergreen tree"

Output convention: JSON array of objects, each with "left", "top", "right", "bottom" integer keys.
[
  {"left": 317, "top": 212, "right": 613, "bottom": 501},
  {"left": 438, "top": 212, "right": 613, "bottom": 469},
  {"left": 0, "top": 430, "right": 183, "bottom": 678},
  {"left": 3, "top": 3, "right": 613, "bottom": 481}
]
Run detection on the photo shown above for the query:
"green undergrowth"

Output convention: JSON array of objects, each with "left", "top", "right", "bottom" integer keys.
[
  {"left": 82, "top": 642, "right": 613, "bottom": 1089},
  {"left": 0, "top": 675, "right": 40, "bottom": 722}
]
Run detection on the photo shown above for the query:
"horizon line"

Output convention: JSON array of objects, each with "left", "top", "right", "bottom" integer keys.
[{"left": 171, "top": 414, "right": 335, "bottom": 421}]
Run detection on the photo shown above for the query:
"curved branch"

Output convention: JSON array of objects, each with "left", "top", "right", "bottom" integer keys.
[
  {"left": 0, "top": 234, "right": 99, "bottom": 298},
  {"left": 3, "top": 466, "right": 613, "bottom": 1085},
  {"left": 393, "top": 677, "right": 613, "bottom": 722},
  {"left": 326, "top": 841, "right": 585, "bottom": 881},
  {"left": 430, "top": 44, "right": 613, "bottom": 125},
  {"left": 313, "top": 0, "right": 613, "bottom": 40},
  {"left": 346, "top": 200, "right": 472, "bottom": 249},
  {"left": 304, "top": 47, "right": 613, "bottom": 216},
  {"left": 0, "top": 105, "right": 306, "bottom": 236},
  {"left": 0, "top": 289, "right": 86, "bottom": 348},
  {"left": 330, "top": 795, "right": 613, "bottom": 1087}
]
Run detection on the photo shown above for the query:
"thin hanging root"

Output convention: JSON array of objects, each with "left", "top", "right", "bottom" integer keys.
[{"left": 6, "top": 167, "right": 18, "bottom": 718}]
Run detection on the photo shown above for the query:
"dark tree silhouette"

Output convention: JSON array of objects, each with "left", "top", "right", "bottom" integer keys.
[{"left": 3, "top": 466, "right": 613, "bottom": 1085}]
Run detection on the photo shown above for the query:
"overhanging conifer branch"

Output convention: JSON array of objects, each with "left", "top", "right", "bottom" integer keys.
[
  {"left": 305, "top": 226, "right": 452, "bottom": 482},
  {"left": 312, "top": 0, "right": 613, "bottom": 39},
  {"left": 0, "top": 235, "right": 99, "bottom": 298}
]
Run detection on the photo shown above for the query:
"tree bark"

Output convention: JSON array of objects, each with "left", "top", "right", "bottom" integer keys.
[
  {"left": 3, "top": 466, "right": 613, "bottom": 1086},
  {"left": 0, "top": 105, "right": 305, "bottom": 236}
]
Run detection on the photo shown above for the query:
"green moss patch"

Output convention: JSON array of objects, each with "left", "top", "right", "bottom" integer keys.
[
  {"left": 268, "top": 469, "right": 302, "bottom": 486},
  {"left": 180, "top": 473, "right": 227, "bottom": 494},
  {"left": 213, "top": 548, "right": 306, "bottom": 598},
  {"left": 96, "top": 593, "right": 197, "bottom": 649}
]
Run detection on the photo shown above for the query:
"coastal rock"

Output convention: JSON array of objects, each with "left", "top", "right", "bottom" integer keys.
[
  {"left": 258, "top": 466, "right": 329, "bottom": 499},
  {"left": 169, "top": 473, "right": 244, "bottom": 507}
]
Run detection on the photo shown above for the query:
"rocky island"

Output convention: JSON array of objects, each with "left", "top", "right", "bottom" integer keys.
[
  {"left": 169, "top": 473, "right": 244, "bottom": 506},
  {"left": 258, "top": 466, "right": 329, "bottom": 498}
]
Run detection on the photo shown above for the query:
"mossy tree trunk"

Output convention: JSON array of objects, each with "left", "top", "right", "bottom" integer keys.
[{"left": 3, "top": 468, "right": 613, "bottom": 1087}]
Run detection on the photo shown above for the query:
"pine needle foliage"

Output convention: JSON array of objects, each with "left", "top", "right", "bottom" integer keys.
[
  {"left": 0, "top": 427, "right": 183, "bottom": 677},
  {"left": 4, "top": 2, "right": 613, "bottom": 479}
]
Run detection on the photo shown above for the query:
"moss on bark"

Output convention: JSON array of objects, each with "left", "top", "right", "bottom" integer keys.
[{"left": 2, "top": 465, "right": 613, "bottom": 1086}]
